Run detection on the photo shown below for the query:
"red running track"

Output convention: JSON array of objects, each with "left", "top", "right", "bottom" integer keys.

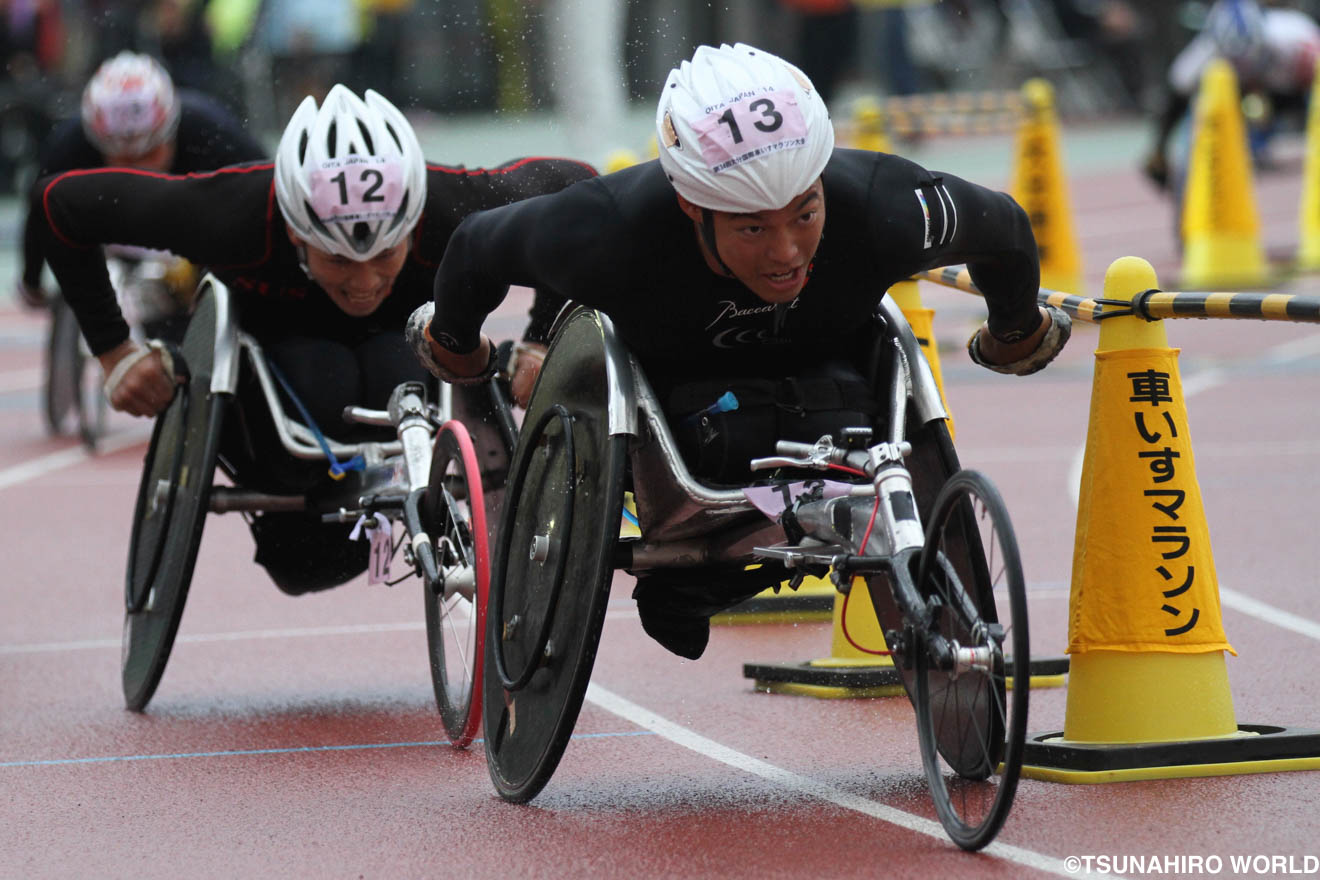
[{"left": 3, "top": 135, "right": 1319, "bottom": 878}]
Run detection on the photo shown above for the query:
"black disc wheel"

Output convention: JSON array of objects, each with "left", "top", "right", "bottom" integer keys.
[
  {"left": 121, "top": 287, "right": 226, "bottom": 711},
  {"left": 481, "top": 307, "right": 631, "bottom": 804},
  {"left": 913, "top": 469, "right": 1028, "bottom": 851},
  {"left": 424, "top": 420, "right": 490, "bottom": 749}
]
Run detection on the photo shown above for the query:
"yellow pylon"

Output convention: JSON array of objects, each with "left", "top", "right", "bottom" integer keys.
[
  {"left": 1021, "top": 256, "right": 1320, "bottom": 782},
  {"left": 1010, "top": 79, "right": 1083, "bottom": 296},
  {"left": 1298, "top": 57, "right": 1320, "bottom": 270},
  {"left": 850, "top": 96, "right": 893, "bottom": 154},
  {"left": 1180, "top": 59, "right": 1271, "bottom": 288},
  {"left": 603, "top": 149, "right": 640, "bottom": 174}
]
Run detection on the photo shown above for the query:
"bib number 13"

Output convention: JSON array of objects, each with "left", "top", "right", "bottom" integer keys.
[{"left": 717, "top": 98, "right": 783, "bottom": 145}]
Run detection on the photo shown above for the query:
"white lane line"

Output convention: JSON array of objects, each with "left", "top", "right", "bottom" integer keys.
[
  {"left": 0, "top": 367, "right": 40, "bottom": 392},
  {"left": 0, "top": 427, "right": 150, "bottom": 491},
  {"left": 0, "top": 621, "right": 425, "bottom": 655},
  {"left": 585, "top": 682, "right": 1084, "bottom": 878},
  {"left": 1220, "top": 588, "right": 1320, "bottom": 642}
]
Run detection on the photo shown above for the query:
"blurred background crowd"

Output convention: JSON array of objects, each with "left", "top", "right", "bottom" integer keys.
[{"left": 4, "top": 0, "right": 1320, "bottom": 195}]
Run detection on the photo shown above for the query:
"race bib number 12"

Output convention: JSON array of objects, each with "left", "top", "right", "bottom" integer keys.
[{"left": 307, "top": 156, "right": 404, "bottom": 223}]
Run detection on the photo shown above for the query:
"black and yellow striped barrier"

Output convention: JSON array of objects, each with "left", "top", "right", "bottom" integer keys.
[{"left": 915, "top": 266, "right": 1320, "bottom": 325}]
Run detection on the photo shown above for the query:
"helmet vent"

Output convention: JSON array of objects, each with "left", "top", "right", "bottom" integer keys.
[
  {"left": 326, "top": 121, "right": 338, "bottom": 155},
  {"left": 297, "top": 130, "right": 309, "bottom": 163},
  {"left": 386, "top": 192, "right": 410, "bottom": 233},
  {"left": 356, "top": 120, "right": 374, "bottom": 153}
]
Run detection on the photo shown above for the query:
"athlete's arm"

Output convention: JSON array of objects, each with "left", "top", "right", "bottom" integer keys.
[
  {"left": 33, "top": 164, "right": 273, "bottom": 356},
  {"left": 888, "top": 169, "right": 1042, "bottom": 342},
  {"left": 429, "top": 176, "right": 618, "bottom": 357}
]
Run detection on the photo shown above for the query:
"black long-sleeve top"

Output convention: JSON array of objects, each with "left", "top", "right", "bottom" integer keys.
[
  {"left": 430, "top": 149, "right": 1041, "bottom": 390},
  {"left": 31, "top": 156, "right": 597, "bottom": 355}
]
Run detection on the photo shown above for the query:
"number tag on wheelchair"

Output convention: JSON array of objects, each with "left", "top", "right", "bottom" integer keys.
[
  {"left": 350, "top": 513, "right": 393, "bottom": 584},
  {"left": 743, "top": 479, "right": 855, "bottom": 521}
]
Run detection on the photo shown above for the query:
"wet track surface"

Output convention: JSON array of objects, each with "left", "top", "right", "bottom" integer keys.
[{"left": 3, "top": 124, "right": 1320, "bottom": 877}]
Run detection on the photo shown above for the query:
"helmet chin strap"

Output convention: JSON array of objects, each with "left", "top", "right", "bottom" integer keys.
[
  {"left": 293, "top": 242, "right": 314, "bottom": 280},
  {"left": 699, "top": 208, "right": 737, "bottom": 278}
]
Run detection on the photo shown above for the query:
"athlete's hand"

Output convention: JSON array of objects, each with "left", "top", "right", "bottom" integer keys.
[
  {"left": 14, "top": 279, "right": 48, "bottom": 310},
  {"left": 510, "top": 341, "right": 546, "bottom": 408},
  {"left": 98, "top": 339, "right": 180, "bottom": 417},
  {"left": 406, "top": 301, "right": 497, "bottom": 384},
  {"left": 968, "top": 305, "right": 1071, "bottom": 376}
]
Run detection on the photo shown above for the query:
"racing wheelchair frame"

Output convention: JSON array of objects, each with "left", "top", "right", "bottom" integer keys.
[
  {"left": 121, "top": 274, "right": 508, "bottom": 749},
  {"left": 484, "top": 300, "right": 1029, "bottom": 850}
]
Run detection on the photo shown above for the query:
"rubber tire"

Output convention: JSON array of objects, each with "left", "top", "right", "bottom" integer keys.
[
  {"left": 424, "top": 420, "right": 490, "bottom": 749},
  {"left": 913, "top": 469, "right": 1029, "bottom": 851},
  {"left": 121, "top": 289, "right": 226, "bottom": 712}
]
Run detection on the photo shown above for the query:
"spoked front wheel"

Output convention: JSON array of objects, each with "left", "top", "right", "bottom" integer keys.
[
  {"left": 913, "top": 469, "right": 1028, "bottom": 851},
  {"left": 423, "top": 420, "right": 490, "bottom": 749}
]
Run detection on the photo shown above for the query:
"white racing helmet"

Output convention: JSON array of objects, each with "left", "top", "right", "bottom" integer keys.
[
  {"left": 81, "top": 52, "right": 181, "bottom": 158},
  {"left": 656, "top": 43, "right": 834, "bottom": 213},
  {"left": 275, "top": 85, "right": 427, "bottom": 261}
]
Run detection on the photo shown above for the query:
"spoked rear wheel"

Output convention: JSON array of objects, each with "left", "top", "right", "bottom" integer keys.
[
  {"left": 423, "top": 420, "right": 490, "bottom": 749},
  {"left": 913, "top": 469, "right": 1028, "bottom": 851}
]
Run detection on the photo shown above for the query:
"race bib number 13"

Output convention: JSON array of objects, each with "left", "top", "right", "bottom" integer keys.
[{"left": 690, "top": 89, "right": 808, "bottom": 174}]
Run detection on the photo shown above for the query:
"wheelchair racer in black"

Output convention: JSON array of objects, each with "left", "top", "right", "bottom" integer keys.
[
  {"left": 16, "top": 51, "right": 266, "bottom": 309},
  {"left": 412, "top": 43, "right": 1071, "bottom": 659},
  {"left": 31, "top": 84, "right": 595, "bottom": 595}
]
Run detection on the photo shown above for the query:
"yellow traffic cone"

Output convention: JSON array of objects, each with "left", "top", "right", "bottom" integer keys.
[
  {"left": 851, "top": 95, "right": 893, "bottom": 154},
  {"left": 1180, "top": 59, "right": 1271, "bottom": 289},
  {"left": 744, "top": 577, "right": 907, "bottom": 698},
  {"left": 1010, "top": 79, "right": 1083, "bottom": 296},
  {"left": 603, "top": 149, "right": 641, "bottom": 174},
  {"left": 1021, "top": 256, "right": 1320, "bottom": 782},
  {"left": 1298, "top": 57, "right": 1320, "bottom": 270}
]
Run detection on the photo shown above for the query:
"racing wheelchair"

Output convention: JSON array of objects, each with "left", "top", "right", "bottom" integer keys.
[
  {"left": 121, "top": 274, "right": 510, "bottom": 749},
  {"left": 483, "top": 300, "right": 1030, "bottom": 851}
]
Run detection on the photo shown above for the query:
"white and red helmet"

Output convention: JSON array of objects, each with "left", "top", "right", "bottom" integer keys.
[
  {"left": 656, "top": 43, "right": 835, "bottom": 213},
  {"left": 275, "top": 85, "right": 427, "bottom": 261},
  {"left": 81, "top": 52, "right": 181, "bottom": 158}
]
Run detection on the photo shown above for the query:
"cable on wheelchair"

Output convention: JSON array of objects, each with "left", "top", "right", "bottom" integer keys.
[
  {"left": 266, "top": 360, "right": 365, "bottom": 479},
  {"left": 491, "top": 403, "right": 575, "bottom": 693}
]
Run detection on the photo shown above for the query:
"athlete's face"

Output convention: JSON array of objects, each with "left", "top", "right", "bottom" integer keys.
[
  {"left": 287, "top": 226, "right": 410, "bottom": 317},
  {"left": 678, "top": 181, "right": 825, "bottom": 304}
]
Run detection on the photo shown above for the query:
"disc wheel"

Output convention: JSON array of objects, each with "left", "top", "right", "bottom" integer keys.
[
  {"left": 121, "top": 288, "right": 226, "bottom": 711},
  {"left": 912, "top": 469, "right": 1028, "bottom": 851},
  {"left": 423, "top": 420, "right": 490, "bottom": 749},
  {"left": 482, "top": 410, "right": 627, "bottom": 803}
]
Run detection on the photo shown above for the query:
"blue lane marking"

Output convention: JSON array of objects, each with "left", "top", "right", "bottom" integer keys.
[{"left": 1, "top": 730, "right": 656, "bottom": 768}]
